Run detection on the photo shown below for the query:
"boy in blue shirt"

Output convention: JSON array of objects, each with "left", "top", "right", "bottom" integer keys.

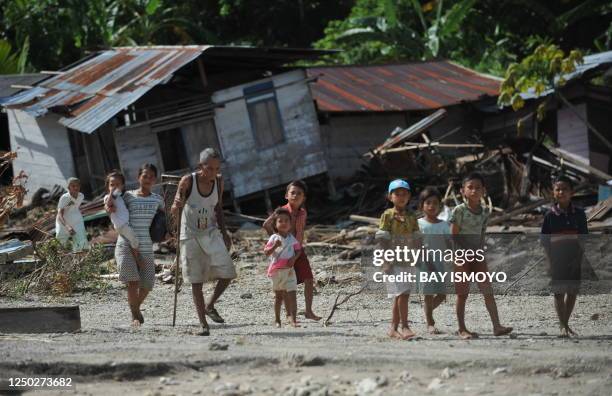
[{"left": 541, "top": 176, "right": 588, "bottom": 338}]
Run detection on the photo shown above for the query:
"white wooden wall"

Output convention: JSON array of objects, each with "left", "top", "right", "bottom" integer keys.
[
  {"left": 113, "top": 124, "right": 162, "bottom": 184},
  {"left": 181, "top": 119, "right": 220, "bottom": 168},
  {"left": 8, "top": 110, "right": 76, "bottom": 197},
  {"left": 557, "top": 104, "right": 590, "bottom": 164},
  {"left": 212, "top": 70, "right": 327, "bottom": 198}
]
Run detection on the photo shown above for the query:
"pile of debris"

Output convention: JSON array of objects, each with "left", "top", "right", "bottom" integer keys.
[{"left": 311, "top": 108, "right": 612, "bottom": 234}]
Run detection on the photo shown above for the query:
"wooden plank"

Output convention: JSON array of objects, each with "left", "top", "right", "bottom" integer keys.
[
  {"left": 0, "top": 240, "right": 33, "bottom": 265},
  {"left": 349, "top": 214, "right": 379, "bottom": 225},
  {"left": 0, "top": 258, "right": 40, "bottom": 277},
  {"left": 487, "top": 199, "right": 548, "bottom": 226},
  {"left": 371, "top": 108, "right": 447, "bottom": 155},
  {"left": 548, "top": 146, "right": 612, "bottom": 181},
  {"left": 0, "top": 306, "right": 81, "bottom": 333}
]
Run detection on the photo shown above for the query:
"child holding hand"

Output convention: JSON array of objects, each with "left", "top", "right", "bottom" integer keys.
[
  {"left": 55, "top": 177, "right": 88, "bottom": 252},
  {"left": 376, "top": 179, "right": 420, "bottom": 340},
  {"left": 263, "top": 180, "right": 320, "bottom": 321},
  {"left": 264, "top": 207, "right": 301, "bottom": 328},
  {"left": 104, "top": 171, "right": 143, "bottom": 269}
]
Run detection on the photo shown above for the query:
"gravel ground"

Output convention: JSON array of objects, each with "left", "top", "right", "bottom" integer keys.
[{"left": 1, "top": 252, "right": 611, "bottom": 396}]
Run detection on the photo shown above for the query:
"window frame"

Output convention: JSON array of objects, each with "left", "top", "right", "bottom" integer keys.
[{"left": 244, "top": 81, "right": 285, "bottom": 149}]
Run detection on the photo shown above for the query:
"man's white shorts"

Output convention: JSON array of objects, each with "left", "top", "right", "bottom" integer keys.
[
  {"left": 180, "top": 229, "right": 236, "bottom": 284},
  {"left": 270, "top": 268, "right": 297, "bottom": 292}
]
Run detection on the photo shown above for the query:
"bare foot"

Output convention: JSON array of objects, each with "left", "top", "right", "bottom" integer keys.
[
  {"left": 388, "top": 328, "right": 403, "bottom": 340},
  {"left": 457, "top": 329, "right": 477, "bottom": 339},
  {"left": 493, "top": 325, "right": 513, "bottom": 336},
  {"left": 558, "top": 327, "right": 569, "bottom": 338},
  {"left": 274, "top": 320, "right": 282, "bottom": 328},
  {"left": 289, "top": 320, "right": 300, "bottom": 328},
  {"left": 131, "top": 319, "right": 141, "bottom": 328},
  {"left": 136, "top": 310, "right": 144, "bottom": 324},
  {"left": 428, "top": 325, "right": 442, "bottom": 334},
  {"left": 399, "top": 326, "right": 416, "bottom": 340},
  {"left": 304, "top": 312, "right": 321, "bottom": 321},
  {"left": 567, "top": 326, "right": 577, "bottom": 337}
]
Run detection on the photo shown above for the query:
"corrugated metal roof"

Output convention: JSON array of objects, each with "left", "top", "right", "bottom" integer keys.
[
  {"left": 307, "top": 60, "right": 501, "bottom": 112},
  {"left": 1, "top": 45, "right": 332, "bottom": 133},
  {"left": 0, "top": 74, "right": 46, "bottom": 98},
  {"left": 1, "top": 47, "right": 210, "bottom": 133}
]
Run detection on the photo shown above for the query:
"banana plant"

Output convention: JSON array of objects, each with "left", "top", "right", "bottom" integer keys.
[
  {"left": 328, "top": 0, "right": 476, "bottom": 62},
  {"left": 0, "top": 38, "right": 29, "bottom": 74}
]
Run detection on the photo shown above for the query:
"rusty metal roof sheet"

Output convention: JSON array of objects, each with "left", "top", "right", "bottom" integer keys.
[
  {"left": 0, "top": 73, "right": 46, "bottom": 98},
  {"left": 1, "top": 46, "right": 333, "bottom": 133},
  {"left": 307, "top": 60, "right": 501, "bottom": 112},
  {"left": 2, "top": 47, "right": 209, "bottom": 133}
]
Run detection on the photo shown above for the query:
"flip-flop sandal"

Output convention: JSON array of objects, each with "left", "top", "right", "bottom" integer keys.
[
  {"left": 198, "top": 326, "right": 210, "bottom": 336},
  {"left": 205, "top": 307, "right": 225, "bottom": 323}
]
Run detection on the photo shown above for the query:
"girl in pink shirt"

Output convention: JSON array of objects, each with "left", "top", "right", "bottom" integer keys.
[{"left": 264, "top": 208, "right": 301, "bottom": 327}]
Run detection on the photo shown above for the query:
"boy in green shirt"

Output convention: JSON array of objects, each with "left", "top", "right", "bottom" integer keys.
[
  {"left": 449, "top": 172, "right": 513, "bottom": 339},
  {"left": 376, "top": 179, "right": 420, "bottom": 340}
]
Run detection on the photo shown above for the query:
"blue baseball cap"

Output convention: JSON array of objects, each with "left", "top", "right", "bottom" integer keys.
[{"left": 388, "top": 179, "right": 411, "bottom": 194}]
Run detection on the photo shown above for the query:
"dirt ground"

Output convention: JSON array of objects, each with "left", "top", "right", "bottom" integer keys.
[{"left": 1, "top": 251, "right": 611, "bottom": 396}]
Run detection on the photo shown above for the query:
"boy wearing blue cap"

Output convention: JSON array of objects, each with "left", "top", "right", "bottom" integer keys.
[{"left": 376, "top": 179, "right": 420, "bottom": 340}]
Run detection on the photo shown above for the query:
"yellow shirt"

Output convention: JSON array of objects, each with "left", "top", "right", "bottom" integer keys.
[{"left": 379, "top": 208, "right": 419, "bottom": 236}]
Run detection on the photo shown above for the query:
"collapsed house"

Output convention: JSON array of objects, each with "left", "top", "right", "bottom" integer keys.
[
  {"left": 1, "top": 46, "right": 610, "bottom": 214},
  {"left": 0, "top": 45, "right": 505, "bottom": 209},
  {"left": 0, "top": 73, "right": 45, "bottom": 184},
  {"left": 307, "top": 61, "right": 501, "bottom": 182},
  {"left": 0, "top": 46, "right": 331, "bottom": 206}
]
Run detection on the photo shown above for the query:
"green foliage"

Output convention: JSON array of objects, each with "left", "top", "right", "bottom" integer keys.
[
  {"left": 0, "top": 38, "right": 29, "bottom": 74},
  {"left": 314, "top": 0, "right": 476, "bottom": 65},
  {"left": 314, "top": 0, "right": 610, "bottom": 75},
  {"left": 498, "top": 44, "right": 584, "bottom": 113},
  {"left": 0, "top": 0, "right": 353, "bottom": 71},
  {"left": 0, "top": 239, "right": 111, "bottom": 298},
  {"left": 0, "top": 0, "right": 608, "bottom": 73}
]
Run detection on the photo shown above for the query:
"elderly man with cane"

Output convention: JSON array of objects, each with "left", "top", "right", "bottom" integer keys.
[{"left": 171, "top": 148, "right": 236, "bottom": 336}]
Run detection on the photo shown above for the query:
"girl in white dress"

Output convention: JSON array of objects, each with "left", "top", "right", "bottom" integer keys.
[
  {"left": 55, "top": 177, "right": 88, "bottom": 252},
  {"left": 418, "top": 187, "right": 450, "bottom": 334}
]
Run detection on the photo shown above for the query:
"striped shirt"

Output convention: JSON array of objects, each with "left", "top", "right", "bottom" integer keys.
[
  {"left": 282, "top": 203, "right": 307, "bottom": 245},
  {"left": 117, "top": 190, "right": 164, "bottom": 253}
]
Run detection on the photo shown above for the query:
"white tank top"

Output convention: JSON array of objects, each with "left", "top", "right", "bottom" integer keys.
[{"left": 180, "top": 173, "right": 218, "bottom": 240}]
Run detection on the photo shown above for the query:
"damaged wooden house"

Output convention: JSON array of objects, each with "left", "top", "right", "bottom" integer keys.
[
  {"left": 306, "top": 61, "right": 502, "bottom": 183},
  {"left": 0, "top": 46, "right": 331, "bottom": 209}
]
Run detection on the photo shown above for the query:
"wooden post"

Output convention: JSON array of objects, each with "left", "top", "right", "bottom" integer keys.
[
  {"left": 233, "top": 198, "right": 241, "bottom": 214},
  {"left": 172, "top": 206, "right": 183, "bottom": 327},
  {"left": 197, "top": 58, "right": 208, "bottom": 90},
  {"left": 327, "top": 177, "right": 337, "bottom": 199},
  {"left": 264, "top": 189, "right": 272, "bottom": 213}
]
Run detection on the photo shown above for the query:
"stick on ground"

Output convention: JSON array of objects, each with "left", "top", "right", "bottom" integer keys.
[{"left": 323, "top": 284, "right": 368, "bottom": 327}]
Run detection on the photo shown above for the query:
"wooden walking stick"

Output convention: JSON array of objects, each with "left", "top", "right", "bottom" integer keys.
[
  {"left": 172, "top": 206, "right": 182, "bottom": 327},
  {"left": 161, "top": 173, "right": 183, "bottom": 327}
]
